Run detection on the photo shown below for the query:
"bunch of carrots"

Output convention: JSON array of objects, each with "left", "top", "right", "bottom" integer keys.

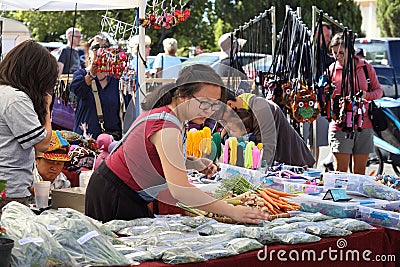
[
  {"left": 257, "top": 187, "right": 300, "bottom": 214},
  {"left": 214, "top": 174, "right": 300, "bottom": 215}
]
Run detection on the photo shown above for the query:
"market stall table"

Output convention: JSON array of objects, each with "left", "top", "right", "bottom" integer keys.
[{"left": 139, "top": 227, "right": 395, "bottom": 267}]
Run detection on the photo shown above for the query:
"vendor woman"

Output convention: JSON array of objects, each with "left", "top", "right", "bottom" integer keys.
[{"left": 85, "top": 64, "right": 269, "bottom": 224}]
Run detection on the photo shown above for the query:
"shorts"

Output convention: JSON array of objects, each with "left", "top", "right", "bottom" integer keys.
[
  {"left": 329, "top": 128, "right": 374, "bottom": 154},
  {"left": 302, "top": 116, "right": 329, "bottom": 147}
]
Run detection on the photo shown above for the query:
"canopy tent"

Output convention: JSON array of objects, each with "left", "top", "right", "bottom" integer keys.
[
  {"left": 0, "top": 0, "right": 139, "bottom": 11},
  {"left": 1, "top": 0, "right": 147, "bottom": 116}
]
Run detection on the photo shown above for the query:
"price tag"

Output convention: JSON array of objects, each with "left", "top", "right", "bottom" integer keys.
[{"left": 323, "top": 189, "right": 352, "bottom": 202}]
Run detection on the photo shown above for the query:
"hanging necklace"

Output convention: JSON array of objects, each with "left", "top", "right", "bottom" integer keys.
[{"left": 97, "top": 75, "right": 107, "bottom": 82}]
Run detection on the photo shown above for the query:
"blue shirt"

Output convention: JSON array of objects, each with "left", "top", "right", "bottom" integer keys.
[{"left": 70, "top": 69, "right": 122, "bottom": 139}]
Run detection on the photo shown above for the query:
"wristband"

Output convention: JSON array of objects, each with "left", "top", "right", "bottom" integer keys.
[{"left": 87, "top": 72, "right": 95, "bottom": 81}]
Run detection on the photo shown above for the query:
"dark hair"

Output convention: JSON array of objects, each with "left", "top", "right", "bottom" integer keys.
[
  {"left": 88, "top": 33, "right": 110, "bottom": 50},
  {"left": 0, "top": 39, "right": 58, "bottom": 125},
  {"left": 141, "top": 82, "right": 204, "bottom": 110},
  {"left": 226, "top": 89, "right": 237, "bottom": 102},
  {"left": 142, "top": 64, "right": 226, "bottom": 110}
]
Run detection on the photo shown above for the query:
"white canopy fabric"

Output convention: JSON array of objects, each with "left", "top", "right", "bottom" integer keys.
[{"left": 0, "top": 0, "right": 139, "bottom": 11}]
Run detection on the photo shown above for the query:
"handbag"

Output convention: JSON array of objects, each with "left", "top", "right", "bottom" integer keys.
[
  {"left": 51, "top": 79, "right": 75, "bottom": 130},
  {"left": 362, "top": 65, "right": 388, "bottom": 132}
]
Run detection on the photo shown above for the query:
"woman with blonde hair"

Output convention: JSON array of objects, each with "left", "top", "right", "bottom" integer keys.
[{"left": 153, "top": 37, "right": 182, "bottom": 78}]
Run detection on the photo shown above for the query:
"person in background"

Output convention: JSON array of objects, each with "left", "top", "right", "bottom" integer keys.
[
  {"left": 0, "top": 40, "right": 57, "bottom": 210},
  {"left": 70, "top": 34, "right": 125, "bottom": 140},
  {"left": 217, "top": 33, "right": 247, "bottom": 76},
  {"left": 33, "top": 131, "right": 71, "bottom": 191},
  {"left": 224, "top": 91, "right": 315, "bottom": 168},
  {"left": 85, "top": 64, "right": 269, "bottom": 224},
  {"left": 153, "top": 37, "right": 182, "bottom": 78},
  {"left": 129, "top": 34, "right": 152, "bottom": 73},
  {"left": 52, "top": 27, "right": 82, "bottom": 76},
  {"left": 195, "top": 45, "right": 205, "bottom": 55},
  {"left": 329, "top": 32, "right": 383, "bottom": 174},
  {"left": 79, "top": 39, "right": 90, "bottom": 69}
]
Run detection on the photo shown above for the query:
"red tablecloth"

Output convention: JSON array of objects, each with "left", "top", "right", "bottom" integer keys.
[
  {"left": 384, "top": 228, "right": 400, "bottom": 267},
  {"left": 139, "top": 227, "right": 395, "bottom": 267}
]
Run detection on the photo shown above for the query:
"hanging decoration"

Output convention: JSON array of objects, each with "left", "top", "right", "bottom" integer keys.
[
  {"left": 100, "top": 15, "right": 137, "bottom": 44},
  {"left": 264, "top": 8, "right": 318, "bottom": 124},
  {"left": 92, "top": 47, "right": 129, "bottom": 79},
  {"left": 139, "top": 0, "right": 190, "bottom": 30}
]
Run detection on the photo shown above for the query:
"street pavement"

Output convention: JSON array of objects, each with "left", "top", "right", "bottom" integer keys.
[{"left": 317, "top": 146, "right": 396, "bottom": 176}]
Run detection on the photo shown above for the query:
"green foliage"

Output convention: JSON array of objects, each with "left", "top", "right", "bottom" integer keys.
[
  {"left": 3, "top": 0, "right": 362, "bottom": 55},
  {"left": 377, "top": 0, "right": 400, "bottom": 37}
]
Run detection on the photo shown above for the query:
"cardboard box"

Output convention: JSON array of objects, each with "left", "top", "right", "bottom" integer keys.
[{"left": 51, "top": 187, "right": 86, "bottom": 213}]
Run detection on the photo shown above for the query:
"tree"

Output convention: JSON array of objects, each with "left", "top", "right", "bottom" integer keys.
[
  {"left": 377, "top": 0, "right": 400, "bottom": 37},
  {"left": 4, "top": 0, "right": 362, "bottom": 55}
]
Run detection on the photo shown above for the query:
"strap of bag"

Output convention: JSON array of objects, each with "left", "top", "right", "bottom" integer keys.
[
  {"left": 110, "top": 111, "right": 182, "bottom": 155},
  {"left": 91, "top": 80, "right": 105, "bottom": 132},
  {"left": 362, "top": 63, "right": 371, "bottom": 92}
]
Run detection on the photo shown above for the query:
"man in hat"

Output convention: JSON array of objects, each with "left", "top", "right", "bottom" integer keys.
[
  {"left": 217, "top": 32, "right": 247, "bottom": 76},
  {"left": 33, "top": 131, "right": 71, "bottom": 190}
]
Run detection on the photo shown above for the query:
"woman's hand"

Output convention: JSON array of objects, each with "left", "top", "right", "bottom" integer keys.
[
  {"left": 229, "top": 205, "right": 270, "bottom": 224},
  {"left": 197, "top": 158, "right": 218, "bottom": 178}
]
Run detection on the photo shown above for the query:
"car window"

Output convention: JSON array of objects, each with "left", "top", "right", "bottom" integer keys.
[{"left": 355, "top": 41, "right": 389, "bottom": 65}]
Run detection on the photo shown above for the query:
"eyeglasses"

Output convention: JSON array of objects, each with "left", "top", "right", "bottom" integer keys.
[
  {"left": 191, "top": 95, "right": 222, "bottom": 111},
  {"left": 90, "top": 43, "right": 110, "bottom": 51},
  {"left": 73, "top": 35, "right": 82, "bottom": 38}
]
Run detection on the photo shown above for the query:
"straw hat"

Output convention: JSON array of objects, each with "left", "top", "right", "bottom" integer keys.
[{"left": 218, "top": 33, "right": 247, "bottom": 55}]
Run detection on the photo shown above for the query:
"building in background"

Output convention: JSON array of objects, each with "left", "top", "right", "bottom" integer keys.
[
  {"left": 355, "top": 0, "right": 380, "bottom": 37},
  {"left": 0, "top": 17, "right": 30, "bottom": 58}
]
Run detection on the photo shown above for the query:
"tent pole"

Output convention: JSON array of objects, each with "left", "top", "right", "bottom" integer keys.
[{"left": 136, "top": 0, "right": 146, "bottom": 116}]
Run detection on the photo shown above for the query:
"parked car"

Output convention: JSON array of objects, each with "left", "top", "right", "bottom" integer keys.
[
  {"left": 182, "top": 52, "right": 268, "bottom": 74},
  {"left": 243, "top": 55, "right": 273, "bottom": 80},
  {"left": 146, "top": 55, "right": 188, "bottom": 69},
  {"left": 38, "top": 41, "right": 64, "bottom": 52},
  {"left": 354, "top": 38, "right": 400, "bottom": 98}
]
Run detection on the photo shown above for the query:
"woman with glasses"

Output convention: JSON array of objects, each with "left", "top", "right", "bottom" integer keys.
[
  {"left": 329, "top": 32, "right": 383, "bottom": 174},
  {"left": 85, "top": 64, "right": 269, "bottom": 224},
  {"left": 70, "top": 34, "right": 127, "bottom": 140},
  {"left": 53, "top": 27, "right": 82, "bottom": 76}
]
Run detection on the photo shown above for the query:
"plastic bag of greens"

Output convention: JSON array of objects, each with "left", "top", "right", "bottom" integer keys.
[
  {"left": 294, "top": 212, "right": 334, "bottom": 222},
  {"left": 162, "top": 247, "right": 205, "bottom": 264},
  {"left": 305, "top": 224, "right": 352, "bottom": 237},
  {"left": 1, "top": 201, "right": 36, "bottom": 221},
  {"left": 3, "top": 219, "right": 76, "bottom": 266},
  {"left": 239, "top": 227, "right": 279, "bottom": 244},
  {"left": 104, "top": 218, "right": 156, "bottom": 232},
  {"left": 275, "top": 231, "right": 321, "bottom": 244},
  {"left": 52, "top": 218, "right": 129, "bottom": 266},
  {"left": 324, "top": 218, "right": 375, "bottom": 232},
  {"left": 195, "top": 244, "right": 237, "bottom": 260},
  {"left": 224, "top": 238, "right": 263, "bottom": 254},
  {"left": 271, "top": 216, "right": 310, "bottom": 224},
  {"left": 181, "top": 216, "right": 217, "bottom": 228}
]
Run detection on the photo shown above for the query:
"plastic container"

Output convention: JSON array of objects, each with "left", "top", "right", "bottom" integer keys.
[
  {"left": 218, "top": 163, "right": 265, "bottom": 185},
  {"left": 358, "top": 202, "right": 400, "bottom": 230},
  {"left": 261, "top": 176, "right": 324, "bottom": 195},
  {"left": 289, "top": 194, "right": 389, "bottom": 219},
  {"left": 322, "top": 172, "right": 400, "bottom": 200}
]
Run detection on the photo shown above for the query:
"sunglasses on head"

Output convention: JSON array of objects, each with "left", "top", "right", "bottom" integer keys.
[{"left": 90, "top": 43, "right": 110, "bottom": 51}]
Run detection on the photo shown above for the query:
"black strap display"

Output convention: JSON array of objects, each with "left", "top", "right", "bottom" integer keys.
[{"left": 362, "top": 64, "right": 371, "bottom": 92}]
